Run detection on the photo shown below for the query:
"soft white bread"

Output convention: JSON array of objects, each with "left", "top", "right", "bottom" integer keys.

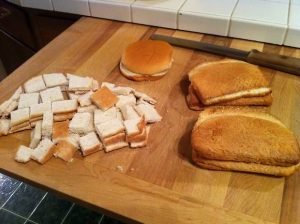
[
  {"left": 40, "top": 87, "right": 64, "bottom": 103},
  {"left": 95, "top": 118, "right": 124, "bottom": 139},
  {"left": 53, "top": 140, "right": 77, "bottom": 162},
  {"left": 0, "top": 100, "right": 11, "bottom": 116},
  {"left": 18, "top": 93, "right": 40, "bottom": 109},
  {"left": 105, "top": 141, "right": 128, "bottom": 152},
  {"left": 94, "top": 107, "right": 119, "bottom": 125},
  {"left": 9, "top": 123, "right": 31, "bottom": 133},
  {"left": 67, "top": 74, "right": 93, "bottom": 91},
  {"left": 0, "top": 119, "right": 10, "bottom": 136},
  {"left": 135, "top": 101, "right": 161, "bottom": 123},
  {"left": 124, "top": 117, "right": 143, "bottom": 137},
  {"left": 10, "top": 108, "right": 30, "bottom": 127},
  {"left": 120, "top": 105, "right": 139, "bottom": 120},
  {"left": 78, "top": 91, "right": 93, "bottom": 107},
  {"left": 115, "top": 94, "right": 136, "bottom": 108},
  {"left": 101, "top": 82, "right": 115, "bottom": 90},
  {"left": 3, "top": 101, "right": 18, "bottom": 117},
  {"left": 31, "top": 138, "right": 55, "bottom": 164},
  {"left": 102, "top": 132, "right": 126, "bottom": 146},
  {"left": 52, "top": 99, "right": 78, "bottom": 114},
  {"left": 24, "top": 75, "right": 46, "bottom": 93},
  {"left": 15, "top": 145, "right": 33, "bottom": 163},
  {"left": 133, "top": 91, "right": 157, "bottom": 104},
  {"left": 111, "top": 86, "right": 134, "bottom": 95},
  {"left": 11, "top": 86, "right": 23, "bottom": 101},
  {"left": 43, "top": 73, "right": 68, "bottom": 88},
  {"left": 52, "top": 120, "right": 69, "bottom": 143},
  {"left": 30, "top": 102, "right": 51, "bottom": 119},
  {"left": 29, "top": 121, "right": 42, "bottom": 148},
  {"left": 129, "top": 126, "right": 150, "bottom": 148},
  {"left": 68, "top": 92, "right": 80, "bottom": 100},
  {"left": 42, "top": 111, "right": 53, "bottom": 138},
  {"left": 77, "top": 105, "right": 97, "bottom": 113},
  {"left": 189, "top": 60, "right": 271, "bottom": 105},
  {"left": 69, "top": 112, "right": 94, "bottom": 134},
  {"left": 91, "top": 87, "right": 118, "bottom": 111},
  {"left": 53, "top": 112, "right": 75, "bottom": 122},
  {"left": 79, "top": 132, "right": 102, "bottom": 156},
  {"left": 191, "top": 107, "right": 300, "bottom": 176}
]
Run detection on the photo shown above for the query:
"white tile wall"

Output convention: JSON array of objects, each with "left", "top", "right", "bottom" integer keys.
[
  {"left": 20, "top": 0, "right": 53, "bottom": 10},
  {"left": 52, "top": 0, "right": 90, "bottom": 16},
  {"left": 284, "top": 3, "right": 300, "bottom": 48},
  {"left": 229, "top": 0, "right": 289, "bottom": 45},
  {"left": 178, "top": 0, "right": 238, "bottom": 36},
  {"left": 131, "top": 0, "right": 186, "bottom": 29},
  {"left": 89, "top": 0, "right": 134, "bottom": 22}
]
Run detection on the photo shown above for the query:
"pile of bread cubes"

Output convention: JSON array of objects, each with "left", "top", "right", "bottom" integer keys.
[{"left": 0, "top": 73, "right": 161, "bottom": 164}]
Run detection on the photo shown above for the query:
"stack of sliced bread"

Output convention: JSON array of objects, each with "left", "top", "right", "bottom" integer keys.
[{"left": 0, "top": 73, "right": 162, "bottom": 165}]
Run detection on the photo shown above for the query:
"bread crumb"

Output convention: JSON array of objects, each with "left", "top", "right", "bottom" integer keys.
[{"left": 116, "top": 165, "right": 124, "bottom": 172}]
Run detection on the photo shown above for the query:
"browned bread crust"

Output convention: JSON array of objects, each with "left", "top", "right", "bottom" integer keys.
[
  {"left": 91, "top": 87, "right": 118, "bottom": 111},
  {"left": 103, "top": 132, "right": 126, "bottom": 146},
  {"left": 191, "top": 107, "right": 300, "bottom": 169},
  {"left": 54, "top": 112, "right": 75, "bottom": 122},
  {"left": 189, "top": 60, "right": 271, "bottom": 105},
  {"left": 53, "top": 120, "right": 70, "bottom": 142}
]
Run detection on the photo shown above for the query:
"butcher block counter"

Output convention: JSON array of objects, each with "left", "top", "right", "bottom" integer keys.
[{"left": 0, "top": 17, "right": 300, "bottom": 224}]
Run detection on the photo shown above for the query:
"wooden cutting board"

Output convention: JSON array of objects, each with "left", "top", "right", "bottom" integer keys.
[{"left": 0, "top": 17, "right": 299, "bottom": 224}]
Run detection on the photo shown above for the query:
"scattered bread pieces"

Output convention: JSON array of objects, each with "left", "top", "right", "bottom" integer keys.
[
  {"left": 69, "top": 112, "right": 94, "bottom": 135},
  {"left": 68, "top": 74, "right": 93, "bottom": 91},
  {"left": 0, "top": 119, "right": 10, "bottom": 136},
  {"left": 40, "top": 87, "right": 64, "bottom": 103},
  {"left": 91, "top": 87, "right": 118, "bottom": 111},
  {"left": 95, "top": 119, "right": 124, "bottom": 139},
  {"left": 31, "top": 138, "right": 55, "bottom": 164},
  {"left": 18, "top": 93, "right": 40, "bottom": 109},
  {"left": 136, "top": 101, "right": 162, "bottom": 123},
  {"left": 15, "top": 145, "right": 33, "bottom": 163},
  {"left": 52, "top": 120, "right": 70, "bottom": 143},
  {"left": 43, "top": 73, "right": 68, "bottom": 88},
  {"left": 24, "top": 75, "right": 46, "bottom": 93},
  {"left": 79, "top": 132, "right": 102, "bottom": 156},
  {"left": 53, "top": 140, "right": 77, "bottom": 162},
  {"left": 30, "top": 121, "right": 42, "bottom": 148},
  {"left": 42, "top": 111, "right": 53, "bottom": 138}
]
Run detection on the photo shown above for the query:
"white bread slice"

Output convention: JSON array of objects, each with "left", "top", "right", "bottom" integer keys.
[
  {"left": 120, "top": 105, "right": 139, "bottom": 120},
  {"left": 101, "top": 82, "right": 115, "bottom": 90},
  {"left": 52, "top": 120, "right": 69, "bottom": 143},
  {"left": 0, "top": 119, "right": 10, "bottom": 136},
  {"left": 29, "top": 121, "right": 42, "bottom": 148},
  {"left": 43, "top": 73, "right": 68, "bottom": 88},
  {"left": 18, "top": 93, "right": 40, "bottom": 109},
  {"left": 53, "top": 112, "right": 75, "bottom": 122},
  {"left": 77, "top": 105, "right": 97, "bottom": 113},
  {"left": 40, "top": 87, "right": 64, "bottom": 103},
  {"left": 67, "top": 74, "right": 93, "bottom": 91},
  {"left": 130, "top": 126, "right": 150, "bottom": 148},
  {"left": 78, "top": 91, "right": 93, "bottom": 107},
  {"left": 111, "top": 86, "right": 134, "bottom": 95},
  {"left": 136, "top": 101, "right": 161, "bottom": 123},
  {"left": 105, "top": 141, "right": 128, "bottom": 152},
  {"left": 42, "top": 111, "right": 53, "bottom": 138},
  {"left": 3, "top": 101, "right": 18, "bottom": 117},
  {"left": 115, "top": 94, "right": 136, "bottom": 108},
  {"left": 11, "top": 86, "right": 23, "bottom": 101},
  {"left": 133, "top": 91, "right": 157, "bottom": 104},
  {"left": 31, "top": 138, "right": 55, "bottom": 164},
  {"left": 79, "top": 132, "right": 102, "bottom": 156},
  {"left": 69, "top": 112, "right": 94, "bottom": 134},
  {"left": 95, "top": 118, "right": 124, "bottom": 139},
  {"left": 30, "top": 102, "right": 51, "bottom": 119},
  {"left": 66, "top": 133, "right": 80, "bottom": 149},
  {"left": 92, "top": 79, "right": 99, "bottom": 91},
  {"left": 124, "top": 118, "right": 142, "bottom": 137},
  {"left": 53, "top": 140, "right": 77, "bottom": 162},
  {"left": 68, "top": 92, "right": 80, "bottom": 100},
  {"left": 94, "top": 107, "right": 119, "bottom": 125},
  {"left": 24, "top": 75, "right": 46, "bottom": 93},
  {"left": 0, "top": 100, "right": 11, "bottom": 115},
  {"left": 52, "top": 99, "right": 78, "bottom": 114},
  {"left": 15, "top": 145, "right": 33, "bottom": 163},
  {"left": 10, "top": 108, "right": 30, "bottom": 127},
  {"left": 102, "top": 132, "right": 126, "bottom": 146}
]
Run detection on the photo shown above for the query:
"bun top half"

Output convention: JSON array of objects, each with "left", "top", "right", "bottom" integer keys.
[{"left": 121, "top": 40, "right": 173, "bottom": 75}]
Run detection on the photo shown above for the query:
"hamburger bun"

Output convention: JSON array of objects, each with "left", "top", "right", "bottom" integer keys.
[{"left": 120, "top": 40, "right": 173, "bottom": 81}]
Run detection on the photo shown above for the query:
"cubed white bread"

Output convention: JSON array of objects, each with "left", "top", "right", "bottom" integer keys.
[
  {"left": 120, "top": 105, "right": 139, "bottom": 120},
  {"left": 92, "top": 79, "right": 99, "bottom": 91},
  {"left": 124, "top": 117, "right": 142, "bottom": 137},
  {"left": 11, "top": 86, "right": 23, "bottom": 101},
  {"left": 30, "top": 102, "right": 51, "bottom": 119},
  {"left": 53, "top": 112, "right": 75, "bottom": 122},
  {"left": 68, "top": 92, "right": 80, "bottom": 100},
  {"left": 94, "top": 107, "right": 119, "bottom": 125},
  {"left": 15, "top": 145, "right": 33, "bottom": 163},
  {"left": 102, "top": 132, "right": 126, "bottom": 146},
  {"left": 115, "top": 94, "right": 136, "bottom": 108},
  {"left": 0, "top": 100, "right": 11, "bottom": 115},
  {"left": 10, "top": 108, "right": 30, "bottom": 126},
  {"left": 79, "top": 132, "right": 102, "bottom": 156},
  {"left": 95, "top": 118, "right": 124, "bottom": 139},
  {"left": 29, "top": 121, "right": 42, "bottom": 148},
  {"left": 134, "top": 91, "right": 157, "bottom": 104},
  {"left": 52, "top": 99, "right": 77, "bottom": 114},
  {"left": 9, "top": 123, "right": 31, "bottom": 133},
  {"left": 69, "top": 112, "right": 94, "bottom": 134},
  {"left": 42, "top": 111, "right": 53, "bottom": 138},
  {"left": 18, "top": 93, "right": 40, "bottom": 109},
  {"left": 136, "top": 102, "right": 162, "bottom": 123},
  {"left": 53, "top": 140, "right": 77, "bottom": 162},
  {"left": 104, "top": 141, "right": 128, "bottom": 152},
  {"left": 3, "top": 101, "right": 18, "bottom": 117},
  {"left": 101, "top": 82, "right": 115, "bottom": 90},
  {"left": 40, "top": 87, "right": 64, "bottom": 103},
  {"left": 24, "top": 75, "right": 46, "bottom": 93},
  {"left": 31, "top": 138, "right": 55, "bottom": 164},
  {"left": 78, "top": 91, "right": 93, "bottom": 107},
  {"left": 0, "top": 119, "right": 10, "bottom": 136},
  {"left": 129, "top": 126, "right": 150, "bottom": 148},
  {"left": 43, "top": 73, "right": 68, "bottom": 88},
  {"left": 66, "top": 133, "right": 80, "bottom": 149},
  {"left": 77, "top": 105, "right": 97, "bottom": 113},
  {"left": 111, "top": 86, "right": 134, "bottom": 95},
  {"left": 67, "top": 74, "right": 93, "bottom": 91}
]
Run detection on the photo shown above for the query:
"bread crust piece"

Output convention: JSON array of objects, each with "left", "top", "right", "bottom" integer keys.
[
  {"left": 187, "top": 85, "right": 273, "bottom": 110},
  {"left": 91, "top": 87, "right": 118, "bottom": 111},
  {"left": 53, "top": 112, "right": 75, "bottom": 122},
  {"left": 191, "top": 107, "right": 300, "bottom": 167},
  {"left": 121, "top": 40, "right": 173, "bottom": 75},
  {"left": 192, "top": 152, "right": 300, "bottom": 176},
  {"left": 189, "top": 60, "right": 271, "bottom": 105},
  {"left": 53, "top": 140, "right": 77, "bottom": 162},
  {"left": 52, "top": 120, "right": 70, "bottom": 142},
  {"left": 103, "top": 132, "right": 126, "bottom": 146}
]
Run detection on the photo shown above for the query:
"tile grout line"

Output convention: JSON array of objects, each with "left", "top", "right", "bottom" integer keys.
[
  {"left": 0, "top": 182, "right": 23, "bottom": 209},
  {"left": 1, "top": 207, "right": 28, "bottom": 221},
  {"left": 60, "top": 203, "right": 75, "bottom": 224},
  {"left": 24, "top": 192, "right": 48, "bottom": 224},
  {"left": 98, "top": 214, "right": 104, "bottom": 224}
]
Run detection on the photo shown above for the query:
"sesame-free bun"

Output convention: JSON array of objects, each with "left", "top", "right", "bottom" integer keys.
[{"left": 120, "top": 40, "right": 173, "bottom": 81}]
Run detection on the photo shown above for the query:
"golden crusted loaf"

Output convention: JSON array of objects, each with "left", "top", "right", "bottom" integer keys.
[{"left": 191, "top": 107, "right": 300, "bottom": 176}]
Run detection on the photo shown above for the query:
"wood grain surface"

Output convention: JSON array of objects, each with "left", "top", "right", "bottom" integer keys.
[{"left": 0, "top": 17, "right": 300, "bottom": 224}]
